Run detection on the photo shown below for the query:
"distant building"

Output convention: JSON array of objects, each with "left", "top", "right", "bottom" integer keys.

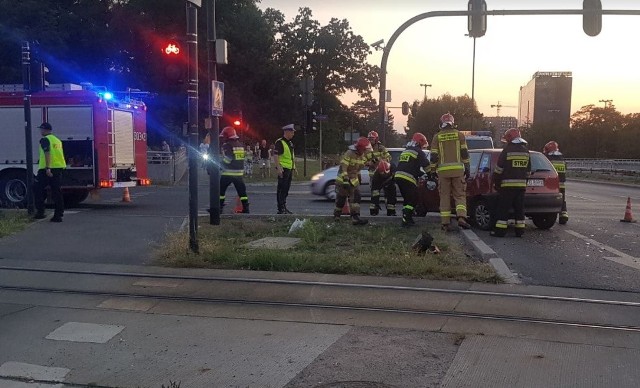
[
  {"left": 484, "top": 116, "right": 518, "bottom": 143},
  {"left": 518, "top": 71, "right": 572, "bottom": 128}
]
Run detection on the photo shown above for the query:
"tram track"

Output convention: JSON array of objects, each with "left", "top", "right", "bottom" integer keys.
[{"left": 1, "top": 265, "right": 640, "bottom": 335}]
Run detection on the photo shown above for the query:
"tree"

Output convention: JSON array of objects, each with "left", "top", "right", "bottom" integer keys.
[{"left": 406, "top": 94, "right": 481, "bottom": 144}]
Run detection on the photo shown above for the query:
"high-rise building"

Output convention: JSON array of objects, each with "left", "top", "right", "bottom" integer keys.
[
  {"left": 484, "top": 116, "right": 518, "bottom": 143},
  {"left": 518, "top": 71, "right": 572, "bottom": 128}
]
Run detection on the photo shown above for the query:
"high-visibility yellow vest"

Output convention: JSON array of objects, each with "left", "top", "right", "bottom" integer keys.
[
  {"left": 277, "top": 138, "right": 294, "bottom": 169},
  {"left": 38, "top": 134, "right": 66, "bottom": 169}
]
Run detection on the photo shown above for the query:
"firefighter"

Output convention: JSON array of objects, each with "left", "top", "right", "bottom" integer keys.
[
  {"left": 394, "top": 133, "right": 430, "bottom": 227},
  {"left": 365, "top": 130, "right": 396, "bottom": 216},
  {"left": 430, "top": 113, "right": 471, "bottom": 231},
  {"left": 543, "top": 141, "right": 568, "bottom": 224},
  {"left": 219, "top": 126, "right": 249, "bottom": 213},
  {"left": 333, "top": 137, "right": 371, "bottom": 225},
  {"left": 33, "top": 122, "right": 66, "bottom": 222},
  {"left": 492, "top": 128, "right": 531, "bottom": 237}
]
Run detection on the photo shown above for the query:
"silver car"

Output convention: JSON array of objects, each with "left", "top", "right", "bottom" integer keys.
[{"left": 310, "top": 148, "right": 429, "bottom": 200}]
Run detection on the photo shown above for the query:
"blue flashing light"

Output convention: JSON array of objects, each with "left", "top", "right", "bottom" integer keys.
[{"left": 103, "top": 91, "right": 114, "bottom": 100}]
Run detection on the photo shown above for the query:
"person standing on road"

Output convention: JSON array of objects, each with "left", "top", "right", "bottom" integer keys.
[
  {"left": 430, "top": 113, "right": 471, "bottom": 231},
  {"left": 333, "top": 137, "right": 371, "bottom": 226},
  {"left": 274, "top": 124, "right": 296, "bottom": 214},
  {"left": 219, "top": 126, "right": 249, "bottom": 213},
  {"left": 491, "top": 128, "right": 531, "bottom": 237},
  {"left": 543, "top": 141, "right": 568, "bottom": 224},
  {"left": 34, "top": 122, "right": 66, "bottom": 222},
  {"left": 258, "top": 139, "right": 270, "bottom": 178},
  {"left": 394, "top": 133, "right": 430, "bottom": 227},
  {"left": 365, "top": 130, "right": 397, "bottom": 216}
]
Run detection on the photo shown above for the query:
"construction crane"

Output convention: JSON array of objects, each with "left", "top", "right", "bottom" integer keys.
[{"left": 490, "top": 101, "right": 517, "bottom": 116}]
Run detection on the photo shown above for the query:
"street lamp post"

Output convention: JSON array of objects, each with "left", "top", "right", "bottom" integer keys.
[
  {"left": 419, "top": 83, "right": 432, "bottom": 100},
  {"left": 465, "top": 34, "right": 477, "bottom": 130}
]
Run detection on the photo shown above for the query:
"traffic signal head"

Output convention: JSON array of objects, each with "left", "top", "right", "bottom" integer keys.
[
  {"left": 162, "top": 41, "right": 184, "bottom": 84},
  {"left": 401, "top": 102, "right": 409, "bottom": 116},
  {"left": 411, "top": 102, "right": 419, "bottom": 117},
  {"left": 467, "top": 0, "right": 487, "bottom": 38},
  {"left": 583, "top": 0, "right": 602, "bottom": 37},
  {"left": 233, "top": 119, "right": 242, "bottom": 126}
]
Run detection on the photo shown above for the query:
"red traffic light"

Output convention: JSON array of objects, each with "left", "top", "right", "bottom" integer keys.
[
  {"left": 164, "top": 43, "right": 180, "bottom": 55},
  {"left": 233, "top": 119, "right": 242, "bottom": 126}
]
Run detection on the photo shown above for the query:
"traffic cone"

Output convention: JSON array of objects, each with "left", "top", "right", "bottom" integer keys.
[
  {"left": 620, "top": 197, "right": 637, "bottom": 223},
  {"left": 121, "top": 187, "right": 131, "bottom": 203},
  {"left": 341, "top": 200, "right": 350, "bottom": 215},
  {"left": 234, "top": 197, "right": 243, "bottom": 213}
]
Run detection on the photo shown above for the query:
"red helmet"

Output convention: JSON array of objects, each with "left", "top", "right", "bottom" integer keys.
[
  {"left": 440, "top": 113, "right": 455, "bottom": 128},
  {"left": 543, "top": 141, "right": 559, "bottom": 154},
  {"left": 219, "top": 126, "right": 238, "bottom": 139},
  {"left": 412, "top": 132, "right": 428, "bottom": 148},
  {"left": 355, "top": 137, "right": 372, "bottom": 153},
  {"left": 502, "top": 128, "right": 523, "bottom": 143},
  {"left": 376, "top": 160, "right": 391, "bottom": 174},
  {"left": 367, "top": 131, "right": 379, "bottom": 143}
]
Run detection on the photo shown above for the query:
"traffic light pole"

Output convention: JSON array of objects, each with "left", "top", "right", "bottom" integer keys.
[
  {"left": 186, "top": 1, "right": 199, "bottom": 253},
  {"left": 378, "top": 8, "right": 640, "bottom": 135},
  {"left": 206, "top": 0, "right": 220, "bottom": 226},
  {"left": 21, "top": 42, "right": 35, "bottom": 215}
]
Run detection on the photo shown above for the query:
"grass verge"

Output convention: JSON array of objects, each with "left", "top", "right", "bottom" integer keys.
[
  {"left": 0, "top": 210, "right": 31, "bottom": 238},
  {"left": 157, "top": 217, "right": 499, "bottom": 283}
]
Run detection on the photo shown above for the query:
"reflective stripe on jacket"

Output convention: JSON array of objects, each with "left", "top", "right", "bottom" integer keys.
[
  {"left": 429, "top": 129, "right": 469, "bottom": 177},
  {"left": 394, "top": 145, "right": 429, "bottom": 185},
  {"left": 365, "top": 143, "right": 391, "bottom": 172},
  {"left": 494, "top": 143, "right": 530, "bottom": 189},
  {"left": 221, "top": 139, "right": 245, "bottom": 176},
  {"left": 336, "top": 149, "right": 366, "bottom": 186}
]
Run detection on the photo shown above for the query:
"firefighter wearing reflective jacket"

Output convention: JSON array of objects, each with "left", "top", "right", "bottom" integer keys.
[
  {"left": 334, "top": 137, "right": 371, "bottom": 225},
  {"left": 365, "top": 131, "right": 397, "bottom": 216},
  {"left": 492, "top": 128, "right": 531, "bottom": 237},
  {"left": 219, "top": 126, "right": 249, "bottom": 213},
  {"left": 394, "top": 133, "right": 430, "bottom": 227},
  {"left": 430, "top": 113, "right": 471, "bottom": 231},
  {"left": 543, "top": 141, "right": 568, "bottom": 224}
]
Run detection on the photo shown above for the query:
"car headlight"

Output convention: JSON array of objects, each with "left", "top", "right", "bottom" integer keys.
[{"left": 311, "top": 173, "right": 324, "bottom": 181}]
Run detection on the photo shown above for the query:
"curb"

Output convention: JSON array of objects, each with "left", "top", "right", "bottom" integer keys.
[{"left": 460, "top": 229, "right": 521, "bottom": 284}]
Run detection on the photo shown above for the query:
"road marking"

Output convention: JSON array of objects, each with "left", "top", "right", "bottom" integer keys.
[{"left": 565, "top": 229, "right": 640, "bottom": 271}]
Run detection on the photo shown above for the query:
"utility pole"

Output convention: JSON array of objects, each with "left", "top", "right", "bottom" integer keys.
[
  {"left": 21, "top": 42, "right": 35, "bottom": 215},
  {"left": 419, "top": 83, "right": 431, "bottom": 100},
  {"left": 599, "top": 99, "right": 613, "bottom": 108},
  {"left": 206, "top": 0, "right": 220, "bottom": 226},
  {"left": 186, "top": 0, "right": 200, "bottom": 253}
]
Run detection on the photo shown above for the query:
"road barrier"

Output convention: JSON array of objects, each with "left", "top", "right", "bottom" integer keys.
[{"left": 565, "top": 159, "right": 640, "bottom": 176}]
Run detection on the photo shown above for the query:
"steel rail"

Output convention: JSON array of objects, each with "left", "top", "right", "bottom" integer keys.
[
  {"left": 1, "top": 266, "right": 639, "bottom": 308},
  {"left": 1, "top": 284, "right": 640, "bottom": 333}
]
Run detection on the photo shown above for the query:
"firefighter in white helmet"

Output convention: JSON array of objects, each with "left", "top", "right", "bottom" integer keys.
[{"left": 365, "top": 130, "right": 396, "bottom": 216}]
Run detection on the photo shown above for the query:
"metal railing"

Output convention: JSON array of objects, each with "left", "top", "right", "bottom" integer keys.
[
  {"left": 147, "top": 148, "right": 188, "bottom": 184},
  {"left": 565, "top": 158, "right": 640, "bottom": 175}
]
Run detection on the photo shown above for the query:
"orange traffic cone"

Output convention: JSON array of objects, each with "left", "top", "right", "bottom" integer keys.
[
  {"left": 620, "top": 197, "right": 637, "bottom": 223},
  {"left": 234, "top": 197, "right": 243, "bottom": 213},
  {"left": 341, "top": 200, "right": 350, "bottom": 215},
  {"left": 121, "top": 187, "right": 131, "bottom": 203}
]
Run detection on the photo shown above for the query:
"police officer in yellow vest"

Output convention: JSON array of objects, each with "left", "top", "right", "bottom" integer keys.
[
  {"left": 274, "top": 124, "right": 296, "bottom": 214},
  {"left": 34, "top": 122, "right": 66, "bottom": 222},
  {"left": 430, "top": 113, "right": 471, "bottom": 231}
]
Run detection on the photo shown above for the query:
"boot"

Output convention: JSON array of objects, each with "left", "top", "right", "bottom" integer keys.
[
  {"left": 402, "top": 209, "right": 414, "bottom": 227},
  {"left": 351, "top": 214, "right": 368, "bottom": 226},
  {"left": 283, "top": 205, "right": 293, "bottom": 214},
  {"left": 457, "top": 217, "right": 471, "bottom": 229},
  {"left": 242, "top": 203, "right": 250, "bottom": 214},
  {"left": 333, "top": 209, "right": 342, "bottom": 222},
  {"left": 370, "top": 207, "right": 379, "bottom": 216},
  {"left": 441, "top": 224, "right": 454, "bottom": 232},
  {"left": 559, "top": 211, "right": 568, "bottom": 225},
  {"left": 387, "top": 209, "right": 396, "bottom": 217}
]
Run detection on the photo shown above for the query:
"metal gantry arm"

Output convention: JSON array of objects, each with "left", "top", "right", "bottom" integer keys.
[{"left": 378, "top": 8, "right": 640, "bottom": 143}]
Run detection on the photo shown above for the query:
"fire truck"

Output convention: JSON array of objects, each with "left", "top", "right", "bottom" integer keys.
[{"left": 0, "top": 83, "right": 150, "bottom": 208}]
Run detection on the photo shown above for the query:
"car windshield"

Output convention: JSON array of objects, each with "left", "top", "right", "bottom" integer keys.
[{"left": 466, "top": 138, "right": 494, "bottom": 149}]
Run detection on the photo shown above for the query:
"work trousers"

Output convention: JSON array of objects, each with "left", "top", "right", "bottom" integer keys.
[
  {"left": 334, "top": 183, "right": 362, "bottom": 216},
  {"left": 277, "top": 168, "right": 293, "bottom": 211},
  {"left": 34, "top": 168, "right": 64, "bottom": 218},
  {"left": 220, "top": 175, "right": 248, "bottom": 210},
  {"left": 370, "top": 172, "right": 397, "bottom": 211},
  {"left": 438, "top": 174, "right": 467, "bottom": 225},
  {"left": 396, "top": 179, "right": 417, "bottom": 213},
  {"left": 494, "top": 188, "right": 526, "bottom": 236}
]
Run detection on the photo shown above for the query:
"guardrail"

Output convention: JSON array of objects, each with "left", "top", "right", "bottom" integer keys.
[
  {"left": 147, "top": 148, "right": 188, "bottom": 184},
  {"left": 565, "top": 158, "right": 640, "bottom": 175}
]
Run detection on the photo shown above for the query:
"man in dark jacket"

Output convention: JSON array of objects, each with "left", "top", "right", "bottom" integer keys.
[
  {"left": 219, "top": 126, "right": 249, "bottom": 213},
  {"left": 491, "top": 128, "right": 531, "bottom": 237}
]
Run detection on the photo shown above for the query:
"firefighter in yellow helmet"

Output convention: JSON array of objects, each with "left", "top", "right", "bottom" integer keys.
[
  {"left": 492, "top": 128, "right": 531, "bottom": 237},
  {"left": 365, "top": 130, "right": 396, "bottom": 216},
  {"left": 543, "top": 141, "right": 568, "bottom": 224},
  {"left": 333, "top": 137, "right": 371, "bottom": 225},
  {"left": 429, "top": 113, "right": 471, "bottom": 231}
]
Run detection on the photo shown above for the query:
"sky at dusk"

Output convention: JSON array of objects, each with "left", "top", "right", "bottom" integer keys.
[{"left": 257, "top": 0, "right": 640, "bottom": 132}]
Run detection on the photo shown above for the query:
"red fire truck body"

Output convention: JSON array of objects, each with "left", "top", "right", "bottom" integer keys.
[{"left": 0, "top": 84, "right": 150, "bottom": 207}]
